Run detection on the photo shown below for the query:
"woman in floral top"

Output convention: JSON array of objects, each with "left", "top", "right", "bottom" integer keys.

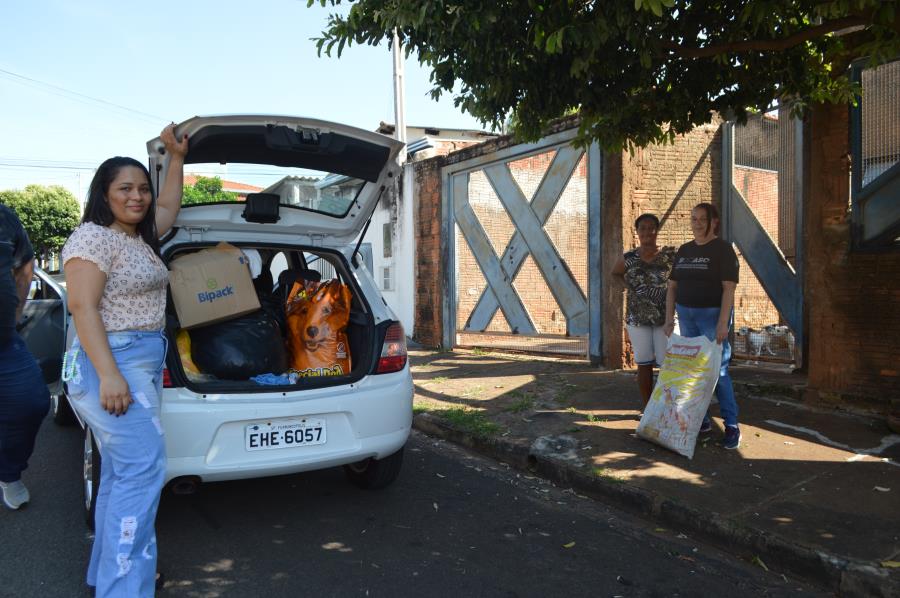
[
  {"left": 612, "top": 214, "right": 675, "bottom": 406},
  {"left": 62, "top": 124, "right": 188, "bottom": 597}
]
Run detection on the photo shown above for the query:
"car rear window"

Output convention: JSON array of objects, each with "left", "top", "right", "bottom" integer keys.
[{"left": 182, "top": 163, "right": 366, "bottom": 218}]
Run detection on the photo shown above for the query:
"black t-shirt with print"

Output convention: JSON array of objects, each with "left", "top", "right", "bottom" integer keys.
[
  {"left": 670, "top": 238, "right": 739, "bottom": 308},
  {"left": 0, "top": 204, "right": 35, "bottom": 344}
]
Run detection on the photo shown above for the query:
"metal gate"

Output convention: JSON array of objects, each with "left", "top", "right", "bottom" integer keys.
[
  {"left": 851, "top": 59, "right": 900, "bottom": 249},
  {"left": 722, "top": 109, "right": 803, "bottom": 365},
  {"left": 441, "top": 129, "right": 602, "bottom": 360}
]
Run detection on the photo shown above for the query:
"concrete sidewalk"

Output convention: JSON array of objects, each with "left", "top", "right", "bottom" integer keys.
[{"left": 408, "top": 348, "right": 900, "bottom": 597}]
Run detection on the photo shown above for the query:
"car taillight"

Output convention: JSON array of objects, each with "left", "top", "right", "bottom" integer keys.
[
  {"left": 376, "top": 322, "right": 407, "bottom": 374},
  {"left": 162, "top": 368, "right": 173, "bottom": 388}
]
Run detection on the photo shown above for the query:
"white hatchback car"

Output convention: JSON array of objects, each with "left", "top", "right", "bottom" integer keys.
[{"left": 31, "top": 116, "right": 413, "bottom": 525}]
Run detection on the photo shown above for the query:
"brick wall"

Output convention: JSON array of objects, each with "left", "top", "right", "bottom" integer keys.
[
  {"left": 806, "top": 103, "right": 900, "bottom": 403},
  {"left": 412, "top": 156, "right": 445, "bottom": 347},
  {"left": 608, "top": 122, "right": 723, "bottom": 367}
]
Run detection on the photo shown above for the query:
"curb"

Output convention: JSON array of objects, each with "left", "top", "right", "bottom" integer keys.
[{"left": 413, "top": 413, "right": 900, "bottom": 598}]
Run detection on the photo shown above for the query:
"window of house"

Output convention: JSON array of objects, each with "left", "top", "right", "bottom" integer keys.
[
  {"left": 383, "top": 222, "right": 393, "bottom": 258},
  {"left": 381, "top": 265, "right": 393, "bottom": 291}
]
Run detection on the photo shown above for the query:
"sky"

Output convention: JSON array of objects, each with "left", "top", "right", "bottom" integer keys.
[{"left": 0, "top": 0, "right": 486, "bottom": 199}]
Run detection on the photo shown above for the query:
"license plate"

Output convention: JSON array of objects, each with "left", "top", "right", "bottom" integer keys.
[{"left": 245, "top": 418, "right": 327, "bottom": 451}]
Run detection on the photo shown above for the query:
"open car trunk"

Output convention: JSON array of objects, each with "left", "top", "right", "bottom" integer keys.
[{"left": 162, "top": 242, "right": 377, "bottom": 393}]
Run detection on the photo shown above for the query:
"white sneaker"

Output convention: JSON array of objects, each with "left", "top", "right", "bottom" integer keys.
[{"left": 0, "top": 480, "right": 30, "bottom": 509}]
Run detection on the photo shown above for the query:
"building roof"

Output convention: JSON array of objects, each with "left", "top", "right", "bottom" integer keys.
[{"left": 184, "top": 174, "right": 263, "bottom": 194}]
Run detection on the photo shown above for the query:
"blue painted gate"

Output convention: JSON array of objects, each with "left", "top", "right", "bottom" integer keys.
[
  {"left": 722, "top": 109, "right": 804, "bottom": 365},
  {"left": 441, "top": 129, "right": 603, "bottom": 361}
]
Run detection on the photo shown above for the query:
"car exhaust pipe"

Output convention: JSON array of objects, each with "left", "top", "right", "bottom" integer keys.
[{"left": 169, "top": 476, "right": 201, "bottom": 495}]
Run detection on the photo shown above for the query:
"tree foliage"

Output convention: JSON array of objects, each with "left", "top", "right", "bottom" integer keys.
[
  {"left": 0, "top": 185, "right": 81, "bottom": 264},
  {"left": 183, "top": 176, "right": 239, "bottom": 205},
  {"left": 309, "top": 0, "right": 899, "bottom": 149}
]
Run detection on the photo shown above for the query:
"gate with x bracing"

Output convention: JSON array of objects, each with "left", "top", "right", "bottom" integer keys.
[{"left": 441, "top": 129, "right": 603, "bottom": 361}]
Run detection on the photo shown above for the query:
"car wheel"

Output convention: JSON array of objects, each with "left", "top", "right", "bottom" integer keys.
[
  {"left": 343, "top": 447, "right": 404, "bottom": 490},
  {"left": 51, "top": 391, "right": 76, "bottom": 426},
  {"left": 83, "top": 427, "right": 100, "bottom": 529}
]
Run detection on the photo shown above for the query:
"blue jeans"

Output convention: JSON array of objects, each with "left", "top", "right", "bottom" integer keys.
[
  {"left": 675, "top": 305, "right": 738, "bottom": 427},
  {"left": 0, "top": 333, "right": 50, "bottom": 482},
  {"left": 67, "top": 330, "right": 167, "bottom": 598}
]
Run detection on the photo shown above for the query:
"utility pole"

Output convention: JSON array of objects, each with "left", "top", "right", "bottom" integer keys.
[{"left": 392, "top": 28, "right": 407, "bottom": 163}]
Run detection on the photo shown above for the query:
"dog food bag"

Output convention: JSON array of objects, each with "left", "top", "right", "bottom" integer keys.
[
  {"left": 636, "top": 333, "right": 723, "bottom": 459},
  {"left": 285, "top": 279, "right": 352, "bottom": 377}
]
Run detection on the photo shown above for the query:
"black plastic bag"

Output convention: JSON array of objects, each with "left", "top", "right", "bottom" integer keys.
[{"left": 190, "top": 309, "right": 288, "bottom": 380}]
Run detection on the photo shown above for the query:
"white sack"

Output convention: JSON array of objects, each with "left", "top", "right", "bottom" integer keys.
[{"left": 636, "top": 333, "right": 723, "bottom": 459}]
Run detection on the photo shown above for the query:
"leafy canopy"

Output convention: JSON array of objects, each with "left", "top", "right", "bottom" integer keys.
[
  {"left": 0, "top": 185, "right": 81, "bottom": 263},
  {"left": 183, "top": 176, "right": 239, "bottom": 206},
  {"left": 309, "top": 0, "right": 899, "bottom": 149}
]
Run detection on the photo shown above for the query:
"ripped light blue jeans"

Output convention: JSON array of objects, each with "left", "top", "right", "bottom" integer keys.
[{"left": 66, "top": 330, "right": 167, "bottom": 598}]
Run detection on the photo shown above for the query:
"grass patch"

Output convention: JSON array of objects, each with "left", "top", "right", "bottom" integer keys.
[
  {"left": 421, "top": 376, "right": 449, "bottom": 386},
  {"left": 436, "top": 408, "right": 501, "bottom": 437},
  {"left": 504, "top": 396, "right": 535, "bottom": 413},
  {"left": 593, "top": 467, "right": 624, "bottom": 483},
  {"left": 413, "top": 404, "right": 432, "bottom": 414},
  {"left": 471, "top": 347, "right": 490, "bottom": 356},
  {"left": 555, "top": 386, "right": 576, "bottom": 403},
  {"left": 460, "top": 384, "right": 485, "bottom": 398}
]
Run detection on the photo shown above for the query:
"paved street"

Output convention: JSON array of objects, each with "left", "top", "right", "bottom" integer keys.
[{"left": 0, "top": 418, "right": 824, "bottom": 597}]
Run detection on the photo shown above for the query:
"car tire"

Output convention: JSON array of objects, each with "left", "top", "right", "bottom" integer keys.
[
  {"left": 83, "top": 426, "right": 100, "bottom": 530},
  {"left": 51, "top": 391, "right": 76, "bottom": 426},
  {"left": 343, "top": 447, "right": 404, "bottom": 490}
]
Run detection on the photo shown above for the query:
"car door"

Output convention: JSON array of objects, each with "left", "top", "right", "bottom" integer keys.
[{"left": 20, "top": 266, "right": 67, "bottom": 396}]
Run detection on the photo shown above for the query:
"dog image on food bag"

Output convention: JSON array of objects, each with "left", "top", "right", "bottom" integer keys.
[{"left": 285, "top": 279, "right": 352, "bottom": 377}]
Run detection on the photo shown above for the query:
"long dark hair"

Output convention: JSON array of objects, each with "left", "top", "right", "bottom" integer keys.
[
  {"left": 693, "top": 202, "right": 720, "bottom": 236},
  {"left": 83, "top": 157, "right": 160, "bottom": 255}
]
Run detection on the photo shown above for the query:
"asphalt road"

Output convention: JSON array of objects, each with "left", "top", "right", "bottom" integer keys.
[{"left": 0, "top": 418, "right": 826, "bottom": 598}]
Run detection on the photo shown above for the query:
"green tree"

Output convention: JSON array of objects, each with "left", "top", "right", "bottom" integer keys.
[
  {"left": 0, "top": 185, "right": 81, "bottom": 266},
  {"left": 309, "top": 0, "right": 899, "bottom": 149},
  {"left": 183, "top": 176, "right": 239, "bottom": 205}
]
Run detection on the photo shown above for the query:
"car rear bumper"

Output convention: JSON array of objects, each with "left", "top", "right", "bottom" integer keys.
[{"left": 159, "top": 369, "right": 413, "bottom": 484}]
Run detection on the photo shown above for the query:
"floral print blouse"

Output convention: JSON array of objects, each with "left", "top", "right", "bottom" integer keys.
[
  {"left": 62, "top": 222, "right": 168, "bottom": 332},
  {"left": 623, "top": 246, "right": 676, "bottom": 327}
]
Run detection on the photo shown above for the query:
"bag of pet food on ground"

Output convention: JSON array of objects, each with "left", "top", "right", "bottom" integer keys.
[
  {"left": 285, "top": 279, "right": 352, "bottom": 377},
  {"left": 636, "top": 333, "right": 723, "bottom": 459}
]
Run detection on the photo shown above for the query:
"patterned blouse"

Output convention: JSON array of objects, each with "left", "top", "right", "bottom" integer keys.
[
  {"left": 62, "top": 222, "right": 168, "bottom": 332},
  {"left": 623, "top": 246, "right": 676, "bottom": 327}
]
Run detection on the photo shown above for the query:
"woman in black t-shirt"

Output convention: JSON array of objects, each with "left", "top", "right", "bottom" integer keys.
[{"left": 663, "top": 203, "right": 741, "bottom": 450}]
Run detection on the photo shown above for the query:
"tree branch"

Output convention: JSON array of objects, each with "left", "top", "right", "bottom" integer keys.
[{"left": 662, "top": 16, "right": 870, "bottom": 58}]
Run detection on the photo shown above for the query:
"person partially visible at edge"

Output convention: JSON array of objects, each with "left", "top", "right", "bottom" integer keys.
[
  {"left": 663, "top": 202, "right": 741, "bottom": 450},
  {"left": 62, "top": 123, "right": 188, "bottom": 597},
  {"left": 0, "top": 204, "right": 50, "bottom": 510},
  {"left": 611, "top": 213, "right": 675, "bottom": 407}
]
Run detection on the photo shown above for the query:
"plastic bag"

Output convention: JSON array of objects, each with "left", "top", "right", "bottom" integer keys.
[
  {"left": 190, "top": 309, "right": 288, "bottom": 380},
  {"left": 285, "top": 279, "right": 352, "bottom": 377},
  {"left": 636, "top": 334, "right": 723, "bottom": 459}
]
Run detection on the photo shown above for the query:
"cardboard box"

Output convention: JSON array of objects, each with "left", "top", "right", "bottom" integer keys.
[{"left": 169, "top": 243, "right": 260, "bottom": 329}]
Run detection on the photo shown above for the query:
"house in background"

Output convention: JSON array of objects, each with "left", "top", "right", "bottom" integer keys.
[
  {"left": 184, "top": 174, "right": 262, "bottom": 200},
  {"left": 358, "top": 123, "right": 497, "bottom": 335}
]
